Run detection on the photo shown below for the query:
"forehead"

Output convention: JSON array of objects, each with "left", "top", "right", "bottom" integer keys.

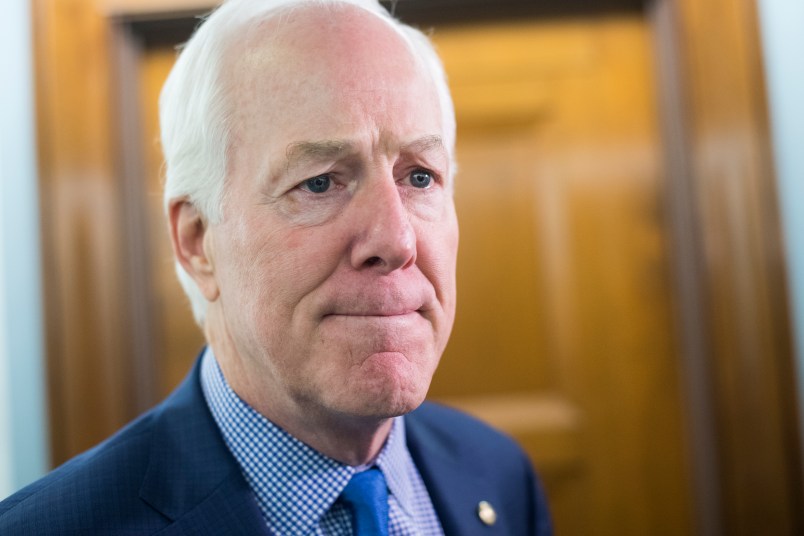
[
  {"left": 254, "top": 5, "right": 419, "bottom": 78},
  {"left": 221, "top": 4, "right": 442, "bottom": 145}
]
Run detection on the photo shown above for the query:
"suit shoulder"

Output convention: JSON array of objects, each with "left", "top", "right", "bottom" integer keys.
[
  {"left": 406, "top": 401, "right": 553, "bottom": 535},
  {"left": 407, "top": 401, "right": 530, "bottom": 467},
  {"left": 0, "top": 408, "right": 167, "bottom": 534}
]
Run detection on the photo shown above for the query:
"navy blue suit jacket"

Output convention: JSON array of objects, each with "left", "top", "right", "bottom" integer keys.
[{"left": 0, "top": 357, "right": 552, "bottom": 535}]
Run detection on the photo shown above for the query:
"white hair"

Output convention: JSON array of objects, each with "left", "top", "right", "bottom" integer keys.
[{"left": 160, "top": 0, "right": 456, "bottom": 325}]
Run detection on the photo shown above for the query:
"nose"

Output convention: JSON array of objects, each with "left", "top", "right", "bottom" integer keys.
[{"left": 349, "top": 178, "right": 417, "bottom": 273}]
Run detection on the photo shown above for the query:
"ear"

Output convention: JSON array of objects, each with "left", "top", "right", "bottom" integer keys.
[{"left": 168, "top": 199, "right": 220, "bottom": 302}]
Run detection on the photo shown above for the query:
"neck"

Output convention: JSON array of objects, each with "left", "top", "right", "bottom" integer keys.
[{"left": 280, "top": 411, "right": 394, "bottom": 466}]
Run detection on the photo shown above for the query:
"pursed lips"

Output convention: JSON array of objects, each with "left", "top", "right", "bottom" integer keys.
[
  {"left": 318, "top": 284, "right": 435, "bottom": 320},
  {"left": 323, "top": 307, "right": 422, "bottom": 318}
]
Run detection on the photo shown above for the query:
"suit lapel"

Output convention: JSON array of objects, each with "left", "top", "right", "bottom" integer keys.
[
  {"left": 406, "top": 406, "right": 513, "bottom": 536},
  {"left": 139, "top": 355, "right": 270, "bottom": 535},
  {"left": 152, "top": 473, "right": 269, "bottom": 535}
]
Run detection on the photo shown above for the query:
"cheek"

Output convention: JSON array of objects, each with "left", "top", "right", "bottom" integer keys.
[
  {"left": 420, "top": 208, "right": 459, "bottom": 284},
  {"left": 235, "top": 223, "right": 347, "bottom": 321},
  {"left": 215, "top": 218, "right": 288, "bottom": 315},
  {"left": 413, "top": 220, "right": 458, "bottom": 344}
]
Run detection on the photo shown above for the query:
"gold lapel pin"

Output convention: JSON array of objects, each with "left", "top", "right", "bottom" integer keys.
[{"left": 477, "top": 500, "right": 497, "bottom": 526}]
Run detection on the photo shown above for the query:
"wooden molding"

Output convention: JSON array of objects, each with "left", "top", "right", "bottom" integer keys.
[
  {"left": 653, "top": 0, "right": 804, "bottom": 533},
  {"left": 33, "top": 0, "right": 137, "bottom": 463},
  {"left": 101, "top": 0, "right": 213, "bottom": 17},
  {"left": 102, "top": 0, "right": 645, "bottom": 21}
]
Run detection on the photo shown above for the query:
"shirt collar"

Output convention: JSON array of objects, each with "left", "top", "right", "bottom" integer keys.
[
  {"left": 199, "top": 347, "right": 417, "bottom": 531},
  {"left": 376, "top": 416, "right": 416, "bottom": 517}
]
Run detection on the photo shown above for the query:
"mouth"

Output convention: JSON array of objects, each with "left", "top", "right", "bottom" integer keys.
[
  {"left": 323, "top": 308, "right": 423, "bottom": 319},
  {"left": 319, "top": 283, "right": 435, "bottom": 321}
]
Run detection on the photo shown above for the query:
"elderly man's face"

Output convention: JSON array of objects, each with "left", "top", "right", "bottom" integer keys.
[{"left": 204, "top": 6, "right": 458, "bottom": 423}]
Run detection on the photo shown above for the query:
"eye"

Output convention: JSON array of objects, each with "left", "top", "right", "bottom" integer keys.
[
  {"left": 409, "top": 169, "right": 433, "bottom": 189},
  {"left": 301, "top": 174, "right": 331, "bottom": 194}
]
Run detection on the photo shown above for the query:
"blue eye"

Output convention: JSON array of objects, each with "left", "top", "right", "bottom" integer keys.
[
  {"left": 303, "top": 175, "right": 331, "bottom": 193},
  {"left": 410, "top": 170, "right": 433, "bottom": 189}
]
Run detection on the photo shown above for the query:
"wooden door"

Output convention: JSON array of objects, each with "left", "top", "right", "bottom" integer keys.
[
  {"left": 429, "top": 18, "right": 692, "bottom": 534},
  {"left": 133, "top": 15, "right": 692, "bottom": 535}
]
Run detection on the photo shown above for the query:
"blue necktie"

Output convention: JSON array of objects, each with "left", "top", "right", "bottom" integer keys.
[{"left": 341, "top": 467, "right": 389, "bottom": 535}]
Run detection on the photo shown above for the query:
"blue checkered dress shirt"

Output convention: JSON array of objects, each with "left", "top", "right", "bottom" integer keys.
[{"left": 200, "top": 349, "right": 445, "bottom": 535}]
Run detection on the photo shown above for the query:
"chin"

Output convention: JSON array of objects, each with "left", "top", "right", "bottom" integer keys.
[
  {"left": 312, "top": 349, "right": 438, "bottom": 420},
  {"left": 347, "top": 394, "right": 425, "bottom": 420},
  {"left": 339, "top": 371, "right": 431, "bottom": 419},
  {"left": 375, "top": 390, "right": 427, "bottom": 417}
]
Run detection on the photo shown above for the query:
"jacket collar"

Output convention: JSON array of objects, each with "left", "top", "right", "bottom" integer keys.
[
  {"left": 406, "top": 404, "right": 513, "bottom": 535},
  {"left": 138, "top": 353, "right": 270, "bottom": 535}
]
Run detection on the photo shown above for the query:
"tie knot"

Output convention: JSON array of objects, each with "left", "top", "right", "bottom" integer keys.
[{"left": 341, "top": 467, "right": 389, "bottom": 535}]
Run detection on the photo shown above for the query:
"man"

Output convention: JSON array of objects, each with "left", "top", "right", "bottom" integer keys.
[{"left": 0, "top": 0, "right": 551, "bottom": 534}]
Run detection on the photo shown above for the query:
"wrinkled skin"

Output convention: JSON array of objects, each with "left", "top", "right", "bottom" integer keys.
[{"left": 170, "top": 4, "right": 458, "bottom": 464}]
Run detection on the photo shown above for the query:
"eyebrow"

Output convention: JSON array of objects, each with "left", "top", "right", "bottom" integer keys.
[
  {"left": 400, "top": 135, "right": 446, "bottom": 155},
  {"left": 284, "top": 139, "right": 355, "bottom": 172},
  {"left": 283, "top": 135, "right": 447, "bottom": 173}
]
